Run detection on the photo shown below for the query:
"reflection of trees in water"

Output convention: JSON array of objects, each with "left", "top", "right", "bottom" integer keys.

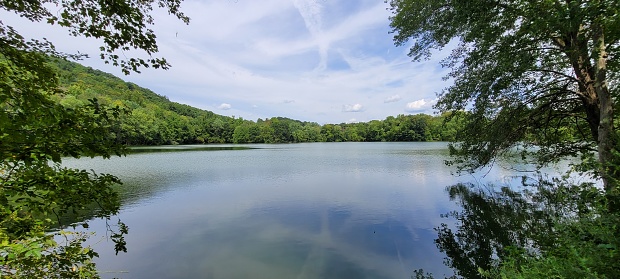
[
  {"left": 435, "top": 182, "right": 554, "bottom": 279},
  {"left": 429, "top": 177, "right": 620, "bottom": 279}
]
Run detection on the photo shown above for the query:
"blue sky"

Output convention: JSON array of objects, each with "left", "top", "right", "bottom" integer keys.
[{"left": 4, "top": 0, "right": 452, "bottom": 124}]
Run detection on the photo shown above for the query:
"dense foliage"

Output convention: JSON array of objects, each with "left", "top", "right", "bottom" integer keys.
[
  {"left": 51, "top": 59, "right": 465, "bottom": 145},
  {"left": 0, "top": 49, "right": 128, "bottom": 279},
  {"left": 389, "top": 0, "right": 620, "bottom": 191},
  {"left": 1, "top": 0, "right": 188, "bottom": 278},
  {"left": 389, "top": 1, "right": 620, "bottom": 278}
]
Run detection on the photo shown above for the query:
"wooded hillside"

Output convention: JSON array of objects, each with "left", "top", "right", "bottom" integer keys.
[{"left": 51, "top": 59, "right": 463, "bottom": 145}]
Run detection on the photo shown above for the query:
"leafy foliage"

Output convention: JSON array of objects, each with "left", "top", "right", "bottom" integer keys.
[
  {"left": 0, "top": 50, "right": 127, "bottom": 279},
  {"left": 389, "top": 0, "right": 620, "bottom": 189},
  {"left": 1, "top": 0, "right": 189, "bottom": 277},
  {"left": 1, "top": 0, "right": 189, "bottom": 74},
  {"left": 389, "top": 1, "right": 620, "bottom": 277}
]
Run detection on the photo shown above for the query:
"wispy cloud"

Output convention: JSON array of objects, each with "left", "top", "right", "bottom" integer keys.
[
  {"left": 384, "top": 95, "right": 402, "bottom": 103},
  {"left": 0, "top": 0, "right": 453, "bottom": 124},
  {"left": 293, "top": 0, "right": 327, "bottom": 71}
]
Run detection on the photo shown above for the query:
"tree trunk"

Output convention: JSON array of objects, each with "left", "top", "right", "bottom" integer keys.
[
  {"left": 566, "top": 23, "right": 616, "bottom": 194},
  {"left": 593, "top": 28, "right": 617, "bottom": 195}
]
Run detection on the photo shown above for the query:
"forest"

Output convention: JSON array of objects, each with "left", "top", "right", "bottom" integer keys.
[{"left": 50, "top": 58, "right": 463, "bottom": 145}]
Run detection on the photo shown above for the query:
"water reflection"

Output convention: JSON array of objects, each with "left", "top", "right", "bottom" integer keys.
[
  {"left": 89, "top": 199, "right": 445, "bottom": 279},
  {"left": 164, "top": 205, "right": 419, "bottom": 279},
  {"left": 129, "top": 145, "right": 259, "bottom": 153},
  {"left": 60, "top": 142, "right": 533, "bottom": 278},
  {"left": 430, "top": 176, "right": 598, "bottom": 279}
]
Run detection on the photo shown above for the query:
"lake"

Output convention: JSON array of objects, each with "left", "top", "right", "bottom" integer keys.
[{"left": 61, "top": 142, "right": 544, "bottom": 279}]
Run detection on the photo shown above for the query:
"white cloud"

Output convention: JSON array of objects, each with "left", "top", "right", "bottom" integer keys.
[
  {"left": 347, "top": 118, "right": 358, "bottom": 123},
  {"left": 406, "top": 100, "right": 427, "bottom": 111},
  {"left": 384, "top": 95, "right": 402, "bottom": 103},
  {"left": 218, "top": 103, "right": 232, "bottom": 110},
  {"left": 293, "top": 0, "right": 327, "bottom": 71},
  {"left": 343, "top": 104, "right": 364, "bottom": 112},
  {"left": 283, "top": 99, "right": 295, "bottom": 104},
  {"left": 405, "top": 99, "right": 437, "bottom": 112}
]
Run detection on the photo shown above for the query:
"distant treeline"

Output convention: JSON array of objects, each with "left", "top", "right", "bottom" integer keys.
[{"left": 51, "top": 59, "right": 464, "bottom": 145}]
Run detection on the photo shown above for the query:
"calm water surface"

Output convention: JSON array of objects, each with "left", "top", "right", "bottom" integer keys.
[{"left": 62, "top": 142, "right": 539, "bottom": 279}]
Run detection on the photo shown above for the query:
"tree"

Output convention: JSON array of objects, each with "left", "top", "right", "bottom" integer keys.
[
  {"left": 233, "top": 122, "right": 261, "bottom": 143},
  {"left": 389, "top": 0, "right": 620, "bottom": 192},
  {"left": 1, "top": 0, "right": 188, "bottom": 277},
  {"left": 367, "top": 120, "right": 385, "bottom": 141},
  {"left": 1, "top": 0, "right": 189, "bottom": 74}
]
